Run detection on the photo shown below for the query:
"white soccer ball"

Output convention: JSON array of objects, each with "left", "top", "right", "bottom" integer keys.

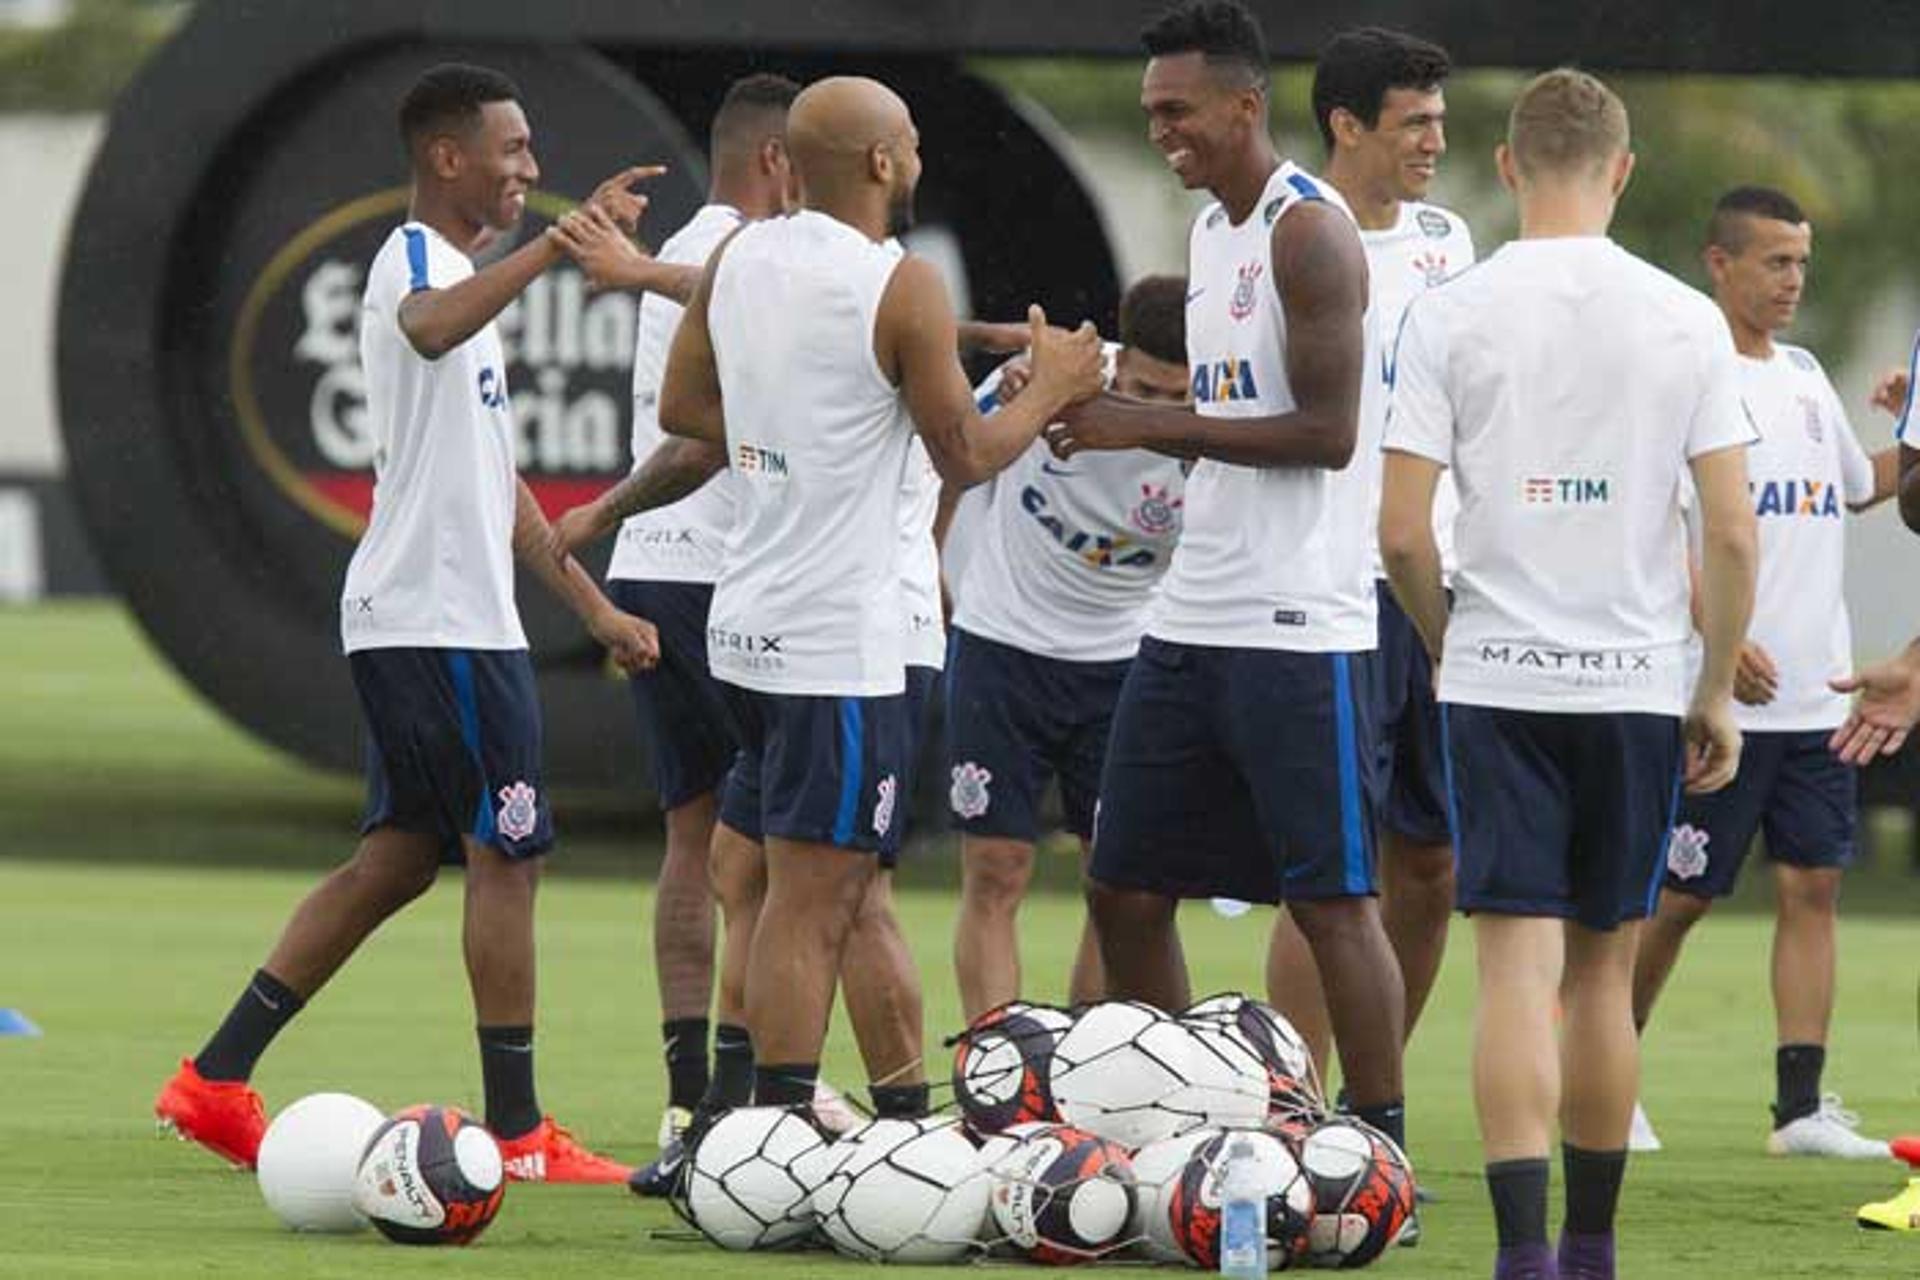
[
  {"left": 812, "top": 1117, "right": 991, "bottom": 1263},
  {"left": 256, "top": 1091, "right": 386, "bottom": 1233},
  {"left": 1184, "top": 993, "right": 1323, "bottom": 1120},
  {"left": 682, "top": 1107, "right": 832, "bottom": 1250},
  {"left": 1049, "top": 1001, "right": 1204, "bottom": 1148},
  {"left": 1176, "top": 1019, "right": 1273, "bottom": 1130},
  {"left": 1127, "top": 1127, "right": 1220, "bottom": 1263}
]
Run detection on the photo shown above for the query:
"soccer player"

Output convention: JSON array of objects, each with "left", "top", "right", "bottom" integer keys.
[
  {"left": 1630, "top": 187, "right": 1898, "bottom": 1160},
  {"left": 657, "top": 72, "right": 1102, "bottom": 1122},
  {"left": 547, "top": 72, "right": 801, "bottom": 1168},
  {"left": 1380, "top": 70, "right": 1759, "bottom": 1279},
  {"left": 1265, "top": 24, "right": 1475, "bottom": 1084},
  {"left": 1044, "top": 0, "right": 1410, "bottom": 1155},
  {"left": 946, "top": 274, "right": 1191, "bottom": 1021},
  {"left": 153, "top": 64, "right": 664, "bottom": 1182}
]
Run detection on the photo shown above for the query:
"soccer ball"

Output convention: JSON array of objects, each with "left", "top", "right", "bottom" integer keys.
[
  {"left": 951, "top": 1002, "right": 1073, "bottom": 1136},
  {"left": 680, "top": 1107, "right": 831, "bottom": 1251},
  {"left": 812, "top": 1117, "right": 991, "bottom": 1263},
  {"left": 351, "top": 1105, "right": 505, "bottom": 1246},
  {"left": 1049, "top": 1001, "right": 1205, "bottom": 1148},
  {"left": 1184, "top": 993, "right": 1324, "bottom": 1122},
  {"left": 985, "top": 1122, "right": 1137, "bottom": 1264},
  {"left": 256, "top": 1091, "right": 386, "bottom": 1232},
  {"left": 1167, "top": 1129, "right": 1315, "bottom": 1270},
  {"left": 1128, "top": 1127, "right": 1220, "bottom": 1263},
  {"left": 1177, "top": 1018, "right": 1276, "bottom": 1131},
  {"left": 1298, "top": 1118, "right": 1416, "bottom": 1267}
]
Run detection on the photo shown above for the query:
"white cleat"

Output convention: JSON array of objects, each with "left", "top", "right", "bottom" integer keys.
[
  {"left": 1628, "top": 1102, "right": 1663, "bottom": 1153},
  {"left": 811, "top": 1079, "right": 864, "bottom": 1136},
  {"left": 1766, "top": 1094, "right": 1892, "bottom": 1159}
]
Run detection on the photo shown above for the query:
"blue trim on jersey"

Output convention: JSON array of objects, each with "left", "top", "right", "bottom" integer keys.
[
  {"left": 444, "top": 651, "right": 497, "bottom": 843},
  {"left": 1439, "top": 703, "right": 1461, "bottom": 855},
  {"left": 1645, "top": 761, "right": 1684, "bottom": 916},
  {"left": 832, "top": 698, "right": 864, "bottom": 845},
  {"left": 1897, "top": 329, "right": 1920, "bottom": 444},
  {"left": 1331, "top": 654, "right": 1366, "bottom": 893},
  {"left": 1286, "top": 173, "right": 1324, "bottom": 204},
  {"left": 403, "top": 227, "right": 430, "bottom": 293}
]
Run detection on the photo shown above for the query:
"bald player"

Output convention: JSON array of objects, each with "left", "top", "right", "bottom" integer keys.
[{"left": 658, "top": 77, "right": 1103, "bottom": 1115}]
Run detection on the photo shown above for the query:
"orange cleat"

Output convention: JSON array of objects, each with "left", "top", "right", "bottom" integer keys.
[
  {"left": 153, "top": 1058, "right": 267, "bottom": 1169},
  {"left": 495, "top": 1116, "right": 632, "bottom": 1184},
  {"left": 1892, "top": 1135, "right": 1920, "bottom": 1168}
]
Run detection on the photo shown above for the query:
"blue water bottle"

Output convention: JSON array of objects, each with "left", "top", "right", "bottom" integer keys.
[{"left": 1218, "top": 1134, "right": 1267, "bottom": 1277}]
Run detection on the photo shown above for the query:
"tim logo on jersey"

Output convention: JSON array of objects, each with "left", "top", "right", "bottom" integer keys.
[
  {"left": 1192, "top": 358, "right": 1259, "bottom": 405},
  {"left": 1523, "top": 475, "right": 1610, "bottom": 505},
  {"left": 1753, "top": 477, "right": 1842, "bottom": 518}
]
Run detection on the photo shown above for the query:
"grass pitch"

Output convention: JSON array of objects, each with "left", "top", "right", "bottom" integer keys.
[{"left": 2, "top": 603, "right": 1918, "bottom": 1277}]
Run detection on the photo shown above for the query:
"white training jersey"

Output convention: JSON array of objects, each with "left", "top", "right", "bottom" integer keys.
[
  {"left": 607, "top": 204, "right": 745, "bottom": 584},
  {"left": 1151, "top": 161, "right": 1377, "bottom": 652},
  {"left": 342, "top": 223, "right": 526, "bottom": 653},
  {"left": 705, "top": 211, "right": 914, "bottom": 696},
  {"left": 1384, "top": 237, "right": 1757, "bottom": 716},
  {"left": 955, "top": 343, "right": 1187, "bottom": 662},
  {"left": 900, "top": 434, "right": 946, "bottom": 670},
  {"left": 1690, "top": 346, "right": 1875, "bottom": 731},
  {"left": 1359, "top": 201, "right": 1475, "bottom": 580}
]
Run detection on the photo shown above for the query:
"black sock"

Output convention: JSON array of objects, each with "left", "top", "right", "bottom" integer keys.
[
  {"left": 193, "top": 969, "right": 304, "bottom": 1082},
  {"left": 1773, "top": 1043, "right": 1825, "bottom": 1127},
  {"left": 662, "top": 1017, "right": 711, "bottom": 1112},
  {"left": 703, "top": 1023, "right": 754, "bottom": 1112},
  {"left": 870, "top": 1083, "right": 930, "bottom": 1120},
  {"left": 753, "top": 1062, "right": 819, "bottom": 1108},
  {"left": 1355, "top": 1099, "right": 1407, "bottom": 1155},
  {"left": 1486, "top": 1158, "right": 1551, "bottom": 1249},
  {"left": 477, "top": 1025, "right": 541, "bottom": 1140},
  {"left": 1562, "top": 1144, "right": 1627, "bottom": 1237}
]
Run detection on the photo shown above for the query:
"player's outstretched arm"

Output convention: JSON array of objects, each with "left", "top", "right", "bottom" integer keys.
[
  {"left": 548, "top": 437, "right": 729, "bottom": 563},
  {"left": 1830, "top": 639, "right": 1920, "bottom": 764},
  {"left": 511, "top": 479, "right": 659, "bottom": 673},
  {"left": 398, "top": 164, "right": 666, "bottom": 359},
  {"left": 659, "top": 233, "right": 741, "bottom": 446},
  {"left": 1044, "top": 203, "right": 1364, "bottom": 469},
  {"left": 1378, "top": 451, "right": 1447, "bottom": 661},
  {"left": 879, "top": 255, "right": 1103, "bottom": 488},
  {"left": 1685, "top": 443, "right": 1760, "bottom": 793},
  {"left": 550, "top": 205, "right": 702, "bottom": 303}
]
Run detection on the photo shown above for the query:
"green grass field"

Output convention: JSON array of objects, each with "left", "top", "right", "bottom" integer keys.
[{"left": 3, "top": 602, "right": 1918, "bottom": 1277}]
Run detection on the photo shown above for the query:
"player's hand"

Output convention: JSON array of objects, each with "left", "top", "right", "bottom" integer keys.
[
  {"left": 1870, "top": 367, "right": 1912, "bottom": 418},
  {"left": 1732, "top": 641, "right": 1779, "bottom": 706},
  {"left": 1044, "top": 394, "right": 1145, "bottom": 458},
  {"left": 1025, "top": 305, "right": 1104, "bottom": 408},
  {"left": 549, "top": 206, "right": 652, "bottom": 293},
  {"left": 548, "top": 500, "right": 612, "bottom": 564},
  {"left": 1682, "top": 695, "right": 1743, "bottom": 794},
  {"left": 994, "top": 355, "right": 1033, "bottom": 407},
  {"left": 590, "top": 607, "right": 660, "bottom": 675},
  {"left": 1828, "top": 641, "right": 1920, "bottom": 765},
  {"left": 583, "top": 163, "right": 667, "bottom": 233}
]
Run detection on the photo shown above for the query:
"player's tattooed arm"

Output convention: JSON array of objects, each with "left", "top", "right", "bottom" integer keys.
[
  {"left": 398, "top": 164, "right": 666, "bottom": 360},
  {"left": 659, "top": 230, "right": 743, "bottom": 446},
  {"left": 879, "top": 255, "right": 1103, "bottom": 487},
  {"left": 1378, "top": 451, "right": 1448, "bottom": 662},
  {"left": 1045, "top": 204, "right": 1364, "bottom": 468},
  {"left": 548, "top": 439, "right": 728, "bottom": 563},
  {"left": 512, "top": 479, "right": 660, "bottom": 673},
  {"left": 549, "top": 205, "right": 701, "bottom": 303}
]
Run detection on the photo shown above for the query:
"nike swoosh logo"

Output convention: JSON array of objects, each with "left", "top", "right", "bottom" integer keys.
[
  {"left": 248, "top": 983, "right": 282, "bottom": 1012},
  {"left": 1041, "top": 461, "right": 1078, "bottom": 477},
  {"left": 1186, "top": 288, "right": 1206, "bottom": 303}
]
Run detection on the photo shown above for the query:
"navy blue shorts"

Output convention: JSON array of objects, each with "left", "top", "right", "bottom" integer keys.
[
  {"left": 1444, "top": 704, "right": 1681, "bottom": 930},
  {"left": 1090, "top": 638, "right": 1379, "bottom": 904},
  {"left": 1664, "top": 729, "right": 1857, "bottom": 899},
  {"left": 607, "top": 578, "right": 735, "bottom": 810},
  {"left": 1374, "top": 582, "right": 1449, "bottom": 845},
  {"left": 351, "top": 647, "right": 553, "bottom": 863},
  {"left": 945, "top": 627, "right": 1130, "bottom": 842},
  {"left": 716, "top": 676, "right": 919, "bottom": 859}
]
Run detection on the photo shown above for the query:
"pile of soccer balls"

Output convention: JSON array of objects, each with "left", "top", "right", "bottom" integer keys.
[
  {"left": 255, "top": 1093, "right": 508, "bottom": 1246},
  {"left": 676, "top": 993, "right": 1415, "bottom": 1268}
]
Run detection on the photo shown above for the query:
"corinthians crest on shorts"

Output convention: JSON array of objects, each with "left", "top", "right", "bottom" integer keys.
[{"left": 497, "top": 781, "right": 539, "bottom": 842}]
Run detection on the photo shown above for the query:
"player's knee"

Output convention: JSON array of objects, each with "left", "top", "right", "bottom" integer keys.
[
  {"left": 1659, "top": 889, "right": 1713, "bottom": 929},
  {"left": 1084, "top": 879, "right": 1171, "bottom": 933},
  {"left": 347, "top": 831, "right": 440, "bottom": 907},
  {"left": 1288, "top": 895, "right": 1377, "bottom": 948},
  {"left": 1394, "top": 842, "right": 1455, "bottom": 893},
  {"left": 1777, "top": 866, "right": 1841, "bottom": 917},
  {"left": 962, "top": 841, "right": 1034, "bottom": 911}
]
